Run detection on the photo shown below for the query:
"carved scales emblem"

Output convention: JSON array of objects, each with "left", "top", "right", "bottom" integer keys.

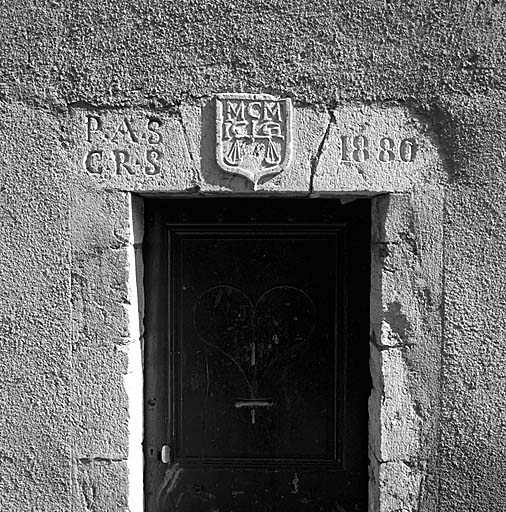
[{"left": 216, "top": 93, "right": 293, "bottom": 186}]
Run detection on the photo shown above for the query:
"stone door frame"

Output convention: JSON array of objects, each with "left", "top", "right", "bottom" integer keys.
[{"left": 72, "top": 103, "right": 445, "bottom": 512}]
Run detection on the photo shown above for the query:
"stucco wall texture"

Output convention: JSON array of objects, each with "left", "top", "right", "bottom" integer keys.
[{"left": 1, "top": 1, "right": 506, "bottom": 511}]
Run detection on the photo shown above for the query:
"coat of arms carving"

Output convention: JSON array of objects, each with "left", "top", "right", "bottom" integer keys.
[{"left": 216, "top": 93, "right": 293, "bottom": 186}]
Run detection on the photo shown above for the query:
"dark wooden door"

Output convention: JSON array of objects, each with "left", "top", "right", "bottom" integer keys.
[{"left": 144, "top": 198, "right": 370, "bottom": 512}]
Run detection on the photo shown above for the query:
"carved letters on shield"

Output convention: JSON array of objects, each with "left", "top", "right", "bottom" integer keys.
[{"left": 216, "top": 94, "right": 293, "bottom": 186}]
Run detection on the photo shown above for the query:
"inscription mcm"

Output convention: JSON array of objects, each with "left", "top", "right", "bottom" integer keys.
[
  {"left": 216, "top": 94, "right": 293, "bottom": 186},
  {"left": 84, "top": 115, "right": 163, "bottom": 176}
]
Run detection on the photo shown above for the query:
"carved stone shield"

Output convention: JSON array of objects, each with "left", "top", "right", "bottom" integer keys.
[{"left": 216, "top": 93, "right": 293, "bottom": 185}]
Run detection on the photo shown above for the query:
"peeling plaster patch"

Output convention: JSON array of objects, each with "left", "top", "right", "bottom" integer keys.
[
  {"left": 384, "top": 301, "right": 410, "bottom": 340},
  {"left": 381, "top": 321, "right": 404, "bottom": 348},
  {"left": 399, "top": 230, "right": 418, "bottom": 256},
  {"left": 381, "top": 301, "right": 412, "bottom": 348}
]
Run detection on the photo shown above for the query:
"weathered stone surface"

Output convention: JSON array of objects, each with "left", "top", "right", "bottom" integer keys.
[
  {"left": 72, "top": 344, "right": 129, "bottom": 459},
  {"left": 260, "top": 107, "right": 330, "bottom": 192},
  {"left": 376, "top": 346, "right": 422, "bottom": 462},
  {"left": 181, "top": 103, "right": 330, "bottom": 192},
  {"left": 66, "top": 109, "right": 196, "bottom": 191},
  {"left": 68, "top": 102, "right": 331, "bottom": 193},
  {"left": 314, "top": 105, "right": 444, "bottom": 193},
  {"left": 369, "top": 190, "right": 443, "bottom": 511},
  {"left": 70, "top": 186, "right": 133, "bottom": 502},
  {"left": 379, "top": 461, "right": 424, "bottom": 512},
  {"left": 73, "top": 459, "right": 129, "bottom": 512}
]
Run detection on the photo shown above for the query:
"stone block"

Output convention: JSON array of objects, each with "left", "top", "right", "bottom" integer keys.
[
  {"left": 73, "top": 459, "right": 129, "bottom": 512},
  {"left": 379, "top": 461, "right": 424, "bottom": 512},
  {"left": 72, "top": 345, "right": 129, "bottom": 460},
  {"left": 181, "top": 101, "right": 331, "bottom": 193},
  {"left": 65, "top": 109, "right": 195, "bottom": 192},
  {"left": 314, "top": 105, "right": 444, "bottom": 193}
]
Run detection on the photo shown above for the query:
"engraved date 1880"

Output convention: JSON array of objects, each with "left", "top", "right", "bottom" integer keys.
[{"left": 339, "top": 135, "right": 417, "bottom": 163}]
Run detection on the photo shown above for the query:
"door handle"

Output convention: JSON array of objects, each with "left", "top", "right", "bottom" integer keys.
[{"left": 161, "top": 444, "right": 172, "bottom": 464}]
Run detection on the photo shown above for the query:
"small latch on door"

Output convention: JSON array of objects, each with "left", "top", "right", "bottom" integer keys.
[{"left": 161, "top": 444, "right": 171, "bottom": 464}]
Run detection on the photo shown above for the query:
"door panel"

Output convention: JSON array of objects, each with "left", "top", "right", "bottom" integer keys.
[
  {"left": 144, "top": 199, "right": 370, "bottom": 512},
  {"left": 176, "top": 231, "right": 341, "bottom": 465}
]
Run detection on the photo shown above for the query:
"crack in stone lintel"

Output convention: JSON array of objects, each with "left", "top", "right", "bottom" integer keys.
[
  {"left": 309, "top": 110, "right": 334, "bottom": 194},
  {"left": 176, "top": 106, "right": 202, "bottom": 184}
]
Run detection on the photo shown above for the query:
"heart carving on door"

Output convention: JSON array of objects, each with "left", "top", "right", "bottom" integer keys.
[{"left": 193, "top": 285, "right": 316, "bottom": 423}]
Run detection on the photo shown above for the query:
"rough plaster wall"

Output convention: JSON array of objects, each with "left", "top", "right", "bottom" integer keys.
[
  {"left": 0, "top": 103, "right": 71, "bottom": 510},
  {"left": 438, "top": 96, "right": 506, "bottom": 510},
  {"left": 1, "top": 1, "right": 506, "bottom": 107},
  {"left": 1, "top": 1, "right": 506, "bottom": 511}
]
